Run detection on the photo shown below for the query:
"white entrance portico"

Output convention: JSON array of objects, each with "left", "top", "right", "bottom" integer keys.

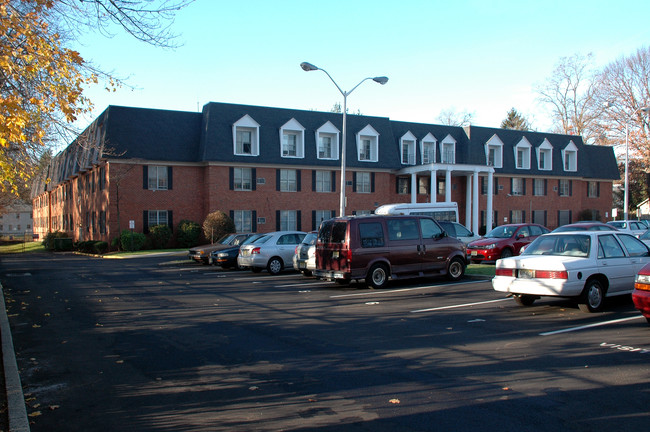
[{"left": 397, "top": 163, "right": 495, "bottom": 235}]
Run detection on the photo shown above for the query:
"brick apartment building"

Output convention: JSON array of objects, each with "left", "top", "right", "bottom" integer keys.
[{"left": 31, "top": 102, "right": 619, "bottom": 243}]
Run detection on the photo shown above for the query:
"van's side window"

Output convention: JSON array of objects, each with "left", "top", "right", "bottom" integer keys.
[
  {"left": 359, "top": 222, "right": 385, "bottom": 248},
  {"left": 387, "top": 219, "right": 420, "bottom": 241},
  {"left": 420, "top": 218, "right": 443, "bottom": 238}
]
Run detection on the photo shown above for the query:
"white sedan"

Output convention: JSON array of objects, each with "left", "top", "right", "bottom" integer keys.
[{"left": 493, "top": 231, "right": 650, "bottom": 312}]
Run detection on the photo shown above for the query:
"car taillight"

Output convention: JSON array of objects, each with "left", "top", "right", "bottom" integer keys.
[
  {"left": 635, "top": 273, "right": 650, "bottom": 291},
  {"left": 533, "top": 270, "right": 568, "bottom": 279},
  {"left": 495, "top": 268, "right": 515, "bottom": 277},
  {"left": 295, "top": 245, "right": 300, "bottom": 254},
  {"left": 251, "top": 247, "right": 261, "bottom": 254}
]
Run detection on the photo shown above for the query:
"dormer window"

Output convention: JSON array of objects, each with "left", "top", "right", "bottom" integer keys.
[
  {"left": 485, "top": 134, "right": 503, "bottom": 168},
  {"left": 515, "top": 137, "right": 532, "bottom": 169},
  {"left": 233, "top": 114, "right": 260, "bottom": 156},
  {"left": 356, "top": 125, "right": 379, "bottom": 162},
  {"left": 563, "top": 141, "right": 578, "bottom": 172},
  {"left": 440, "top": 134, "right": 456, "bottom": 164},
  {"left": 316, "top": 121, "right": 339, "bottom": 160},
  {"left": 537, "top": 139, "right": 553, "bottom": 171},
  {"left": 421, "top": 133, "right": 436, "bottom": 164},
  {"left": 400, "top": 132, "right": 416, "bottom": 165},
  {"left": 280, "top": 118, "right": 305, "bottom": 158}
]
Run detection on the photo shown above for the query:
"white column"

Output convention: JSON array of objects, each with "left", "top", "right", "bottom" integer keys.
[
  {"left": 486, "top": 171, "right": 494, "bottom": 233},
  {"left": 430, "top": 169, "right": 437, "bottom": 203},
  {"left": 445, "top": 170, "right": 452, "bottom": 203},
  {"left": 410, "top": 173, "right": 417, "bottom": 204},
  {"left": 472, "top": 169, "right": 480, "bottom": 235},
  {"left": 465, "top": 175, "right": 472, "bottom": 229}
]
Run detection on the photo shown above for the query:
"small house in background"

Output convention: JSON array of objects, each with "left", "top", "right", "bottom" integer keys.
[
  {"left": 0, "top": 201, "right": 34, "bottom": 240},
  {"left": 637, "top": 198, "right": 650, "bottom": 221}
]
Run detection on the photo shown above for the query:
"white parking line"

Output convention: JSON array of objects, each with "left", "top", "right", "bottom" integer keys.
[
  {"left": 411, "top": 298, "right": 511, "bottom": 313},
  {"left": 275, "top": 281, "right": 328, "bottom": 288},
  {"left": 329, "top": 280, "right": 486, "bottom": 299},
  {"left": 539, "top": 316, "right": 644, "bottom": 336}
]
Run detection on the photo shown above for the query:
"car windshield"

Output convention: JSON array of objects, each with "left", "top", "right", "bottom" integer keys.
[
  {"left": 241, "top": 234, "right": 263, "bottom": 245},
  {"left": 217, "top": 234, "right": 236, "bottom": 244},
  {"left": 522, "top": 234, "right": 591, "bottom": 257},
  {"left": 302, "top": 233, "right": 317, "bottom": 245},
  {"left": 640, "top": 230, "right": 650, "bottom": 240},
  {"left": 485, "top": 225, "right": 516, "bottom": 239},
  {"left": 251, "top": 235, "right": 271, "bottom": 245}
]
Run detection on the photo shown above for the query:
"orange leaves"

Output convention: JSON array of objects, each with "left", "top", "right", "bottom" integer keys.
[{"left": 1, "top": 0, "right": 91, "bottom": 192}]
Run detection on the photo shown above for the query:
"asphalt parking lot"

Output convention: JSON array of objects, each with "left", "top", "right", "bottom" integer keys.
[{"left": 1, "top": 252, "right": 649, "bottom": 431}]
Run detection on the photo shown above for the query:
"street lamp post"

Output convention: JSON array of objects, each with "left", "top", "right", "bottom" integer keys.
[
  {"left": 300, "top": 62, "right": 388, "bottom": 217},
  {"left": 604, "top": 103, "right": 650, "bottom": 220}
]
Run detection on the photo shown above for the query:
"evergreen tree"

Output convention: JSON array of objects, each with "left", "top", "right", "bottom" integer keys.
[{"left": 501, "top": 108, "right": 532, "bottom": 131}]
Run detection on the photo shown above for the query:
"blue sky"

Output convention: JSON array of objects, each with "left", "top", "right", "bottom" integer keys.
[{"left": 71, "top": 0, "right": 650, "bottom": 135}]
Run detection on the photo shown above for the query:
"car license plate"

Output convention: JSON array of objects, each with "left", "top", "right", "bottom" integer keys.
[
  {"left": 518, "top": 269, "right": 534, "bottom": 279},
  {"left": 471, "top": 250, "right": 477, "bottom": 256},
  {"left": 299, "top": 262, "right": 306, "bottom": 269}
]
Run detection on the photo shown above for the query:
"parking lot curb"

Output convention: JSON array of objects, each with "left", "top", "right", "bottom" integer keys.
[{"left": 0, "top": 283, "right": 30, "bottom": 432}]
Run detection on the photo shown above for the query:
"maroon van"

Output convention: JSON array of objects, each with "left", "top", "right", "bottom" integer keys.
[{"left": 314, "top": 215, "right": 467, "bottom": 288}]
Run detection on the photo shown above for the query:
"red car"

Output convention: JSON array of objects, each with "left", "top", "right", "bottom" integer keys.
[
  {"left": 633, "top": 263, "right": 650, "bottom": 325},
  {"left": 466, "top": 223, "right": 550, "bottom": 263}
]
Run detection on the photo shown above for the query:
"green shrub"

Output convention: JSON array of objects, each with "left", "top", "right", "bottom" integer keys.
[
  {"left": 93, "top": 241, "right": 108, "bottom": 254},
  {"left": 148, "top": 224, "right": 172, "bottom": 249},
  {"left": 176, "top": 219, "right": 201, "bottom": 248},
  {"left": 119, "top": 230, "right": 147, "bottom": 251},
  {"left": 42, "top": 231, "right": 68, "bottom": 250}
]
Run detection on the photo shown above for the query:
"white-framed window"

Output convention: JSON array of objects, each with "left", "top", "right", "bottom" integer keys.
[
  {"left": 315, "top": 171, "right": 332, "bottom": 193},
  {"left": 558, "top": 209, "right": 571, "bottom": 225},
  {"left": 397, "top": 177, "right": 409, "bottom": 194},
  {"left": 148, "top": 210, "right": 168, "bottom": 227},
  {"left": 512, "top": 178, "right": 524, "bottom": 195},
  {"left": 515, "top": 137, "right": 531, "bottom": 169},
  {"left": 588, "top": 181, "right": 599, "bottom": 198},
  {"left": 316, "top": 121, "right": 339, "bottom": 160},
  {"left": 280, "top": 169, "right": 297, "bottom": 192},
  {"left": 537, "top": 139, "right": 553, "bottom": 171},
  {"left": 440, "top": 134, "right": 456, "bottom": 164},
  {"left": 400, "top": 132, "right": 416, "bottom": 165},
  {"left": 233, "top": 210, "right": 253, "bottom": 232},
  {"left": 418, "top": 177, "right": 429, "bottom": 195},
  {"left": 234, "top": 167, "right": 252, "bottom": 191},
  {"left": 533, "top": 178, "right": 545, "bottom": 196},
  {"left": 279, "top": 210, "right": 297, "bottom": 231},
  {"left": 559, "top": 179, "right": 571, "bottom": 196},
  {"left": 421, "top": 133, "right": 436, "bottom": 164},
  {"left": 233, "top": 115, "right": 260, "bottom": 156},
  {"left": 485, "top": 135, "right": 503, "bottom": 168},
  {"left": 563, "top": 141, "right": 578, "bottom": 172},
  {"left": 356, "top": 125, "right": 379, "bottom": 162},
  {"left": 148, "top": 166, "right": 168, "bottom": 190},
  {"left": 356, "top": 172, "right": 371, "bottom": 193},
  {"left": 280, "top": 118, "right": 305, "bottom": 158},
  {"left": 511, "top": 210, "right": 524, "bottom": 223}
]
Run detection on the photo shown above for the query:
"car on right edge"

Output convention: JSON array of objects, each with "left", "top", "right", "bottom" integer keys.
[
  {"left": 493, "top": 231, "right": 650, "bottom": 312},
  {"left": 633, "top": 263, "right": 650, "bottom": 325}
]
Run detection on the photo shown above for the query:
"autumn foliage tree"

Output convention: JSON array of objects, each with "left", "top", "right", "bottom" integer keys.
[
  {"left": 0, "top": 0, "right": 192, "bottom": 197},
  {"left": 1, "top": 0, "right": 91, "bottom": 194}
]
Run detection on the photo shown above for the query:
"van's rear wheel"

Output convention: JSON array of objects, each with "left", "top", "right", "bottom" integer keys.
[
  {"left": 446, "top": 257, "right": 466, "bottom": 281},
  {"left": 366, "top": 264, "right": 389, "bottom": 289}
]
